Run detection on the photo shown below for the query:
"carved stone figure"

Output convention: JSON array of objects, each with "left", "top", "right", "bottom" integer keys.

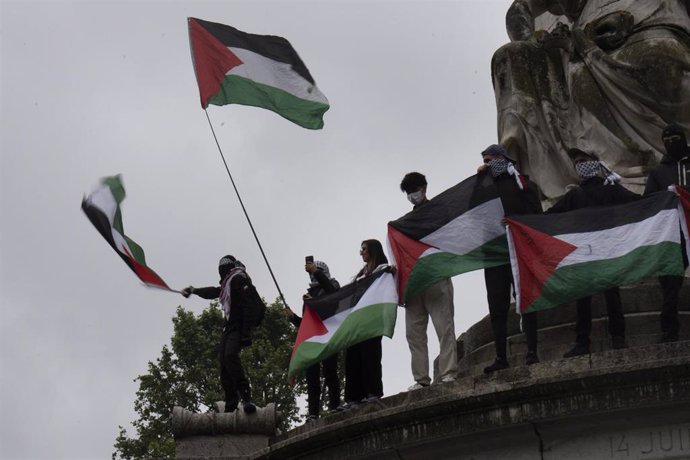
[{"left": 492, "top": 0, "right": 690, "bottom": 201}]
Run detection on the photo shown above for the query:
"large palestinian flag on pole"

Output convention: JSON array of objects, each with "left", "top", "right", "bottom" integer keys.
[
  {"left": 506, "top": 191, "right": 684, "bottom": 313},
  {"left": 82, "top": 175, "right": 172, "bottom": 291},
  {"left": 388, "top": 173, "right": 509, "bottom": 302},
  {"left": 675, "top": 186, "right": 690, "bottom": 263},
  {"left": 288, "top": 270, "right": 397, "bottom": 381},
  {"left": 188, "top": 17, "right": 329, "bottom": 129}
]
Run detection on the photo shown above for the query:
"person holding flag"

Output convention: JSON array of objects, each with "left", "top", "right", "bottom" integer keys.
[
  {"left": 286, "top": 259, "right": 341, "bottom": 420},
  {"left": 399, "top": 172, "right": 459, "bottom": 389},
  {"left": 644, "top": 123, "right": 690, "bottom": 343},
  {"left": 546, "top": 148, "right": 640, "bottom": 357},
  {"left": 181, "top": 255, "right": 261, "bottom": 414},
  {"left": 479, "top": 144, "right": 542, "bottom": 373}
]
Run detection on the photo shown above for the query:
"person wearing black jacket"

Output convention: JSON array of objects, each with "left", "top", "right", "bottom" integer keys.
[
  {"left": 480, "top": 144, "right": 542, "bottom": 373},
  {"left": 644, "top": 123, "right": 690, "bottom": 343},
  {"left": 547, "top": 148, "right": 640, "bottom": 357},
  {"left": 286, "top": 260, "right": 340, "bottom": 420},
  {"left": 181, "top": 255, "right": 258, "bottom": 414}
]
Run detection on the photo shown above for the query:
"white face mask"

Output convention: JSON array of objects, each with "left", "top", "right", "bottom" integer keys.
[{"left": 407, "top": 190, "right": 425, "bottom": 205}]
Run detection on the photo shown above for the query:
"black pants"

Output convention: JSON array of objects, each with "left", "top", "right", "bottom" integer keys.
[
  {"left": 345, "top": 337, "right": 383, "bottom": 403},
  {"left": 305, "top": 354, "right": 340, "bottom": 416},
  {"left": 219, "top": 326, "right": 250, "bottom": 410},
  {"left": 485, "top": 264, "right": 537, "bottom": 360},
  {"left": 574, "top": 288, "right": 625, "bottom": 346},
  {"left": 659, "top": 275, "right": 683, "bottom": 336}
]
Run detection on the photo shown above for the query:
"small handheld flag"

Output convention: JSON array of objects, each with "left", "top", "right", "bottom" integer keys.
[{"left": 81, "top": 175, "right": 174, "bottom": 291}]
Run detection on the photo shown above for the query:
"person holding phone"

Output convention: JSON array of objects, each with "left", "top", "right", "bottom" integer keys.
[{"left": 286, "top": 257, "right": 341, "bottom": 421}]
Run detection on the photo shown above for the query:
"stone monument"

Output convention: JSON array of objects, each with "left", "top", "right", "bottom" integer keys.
[{"left": 492, "top": 0, "right": 690, "bottom": 201}]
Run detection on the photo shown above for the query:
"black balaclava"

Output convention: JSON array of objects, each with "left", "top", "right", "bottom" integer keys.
[
  {"left": 218, "top": 255, "right": 237, "bottom": 281},
  {"left": 662, "top": 123, "right": 689, "bottom": 161}
]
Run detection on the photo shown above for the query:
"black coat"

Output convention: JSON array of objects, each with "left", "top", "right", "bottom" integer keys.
[
  {"left": 490, "top": 171, "right": 543, "bottom": 216},
  {"left": 644, "top": 156, "right": 690, "bottom": 194},
  {"left": 546, "top": 176, "right": 640, "bottom": 213},
  {"left": 290, "top": 269, "right": 339, "bottom": 327}
]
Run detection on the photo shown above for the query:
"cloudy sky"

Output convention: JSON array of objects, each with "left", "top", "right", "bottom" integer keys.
[{"left": 1, "top": 1, "right": 514, "bottom": 458}]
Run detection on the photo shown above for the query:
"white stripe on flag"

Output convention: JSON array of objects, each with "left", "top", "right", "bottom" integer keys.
[
  {"left": 556, "top": 208, "right": 680, "bottom": 269},
  {"left": 228, "top": 47, "right": 328, "bottom": 104}
]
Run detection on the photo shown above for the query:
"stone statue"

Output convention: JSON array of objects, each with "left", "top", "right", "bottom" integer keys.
[
  {"left": 171, "top": 403, "right": 282, "bottom": 438},
  {"left": 492, "top": 0, "right": 690, "bottom": 201}
]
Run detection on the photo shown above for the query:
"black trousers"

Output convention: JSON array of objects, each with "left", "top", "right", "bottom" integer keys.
[
  {"left": 219, "top": 326, "right": 250, "bottom": 410},
  {"left": 484, "top": 264, "right": 537, "bottom": 360},
  {"left": 659, "top": 275, "right": 683, "bottom": 336},
  {"left": 345, "top": 337, "right": 383, "bottom": 403},
  {"left": 305, "top": 354, "right": 340, "bottom": 416},
  {"left": 573, "top": 288, "right": 625, "bottom": 346}
]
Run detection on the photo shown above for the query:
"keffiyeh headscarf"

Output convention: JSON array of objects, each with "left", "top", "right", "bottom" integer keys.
[
  {"left": 309, "top": 260, "right": 332, "bottom": 287},
  {"left": 482, "top": 144, "right": 525, "bottom": 190}
]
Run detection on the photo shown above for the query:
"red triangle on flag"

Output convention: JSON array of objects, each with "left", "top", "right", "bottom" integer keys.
[
  {"left": 290, "top": 305, "right": 328, "bottom": 358},
  {"left": 387, "top": 225, "right": 434, "bottom": 301},
  {"left": 188, "top": 18, "right": 244, "bottom": 108},
  {"left": 506, "top": 218, "right": 577, "bottom": 312}
]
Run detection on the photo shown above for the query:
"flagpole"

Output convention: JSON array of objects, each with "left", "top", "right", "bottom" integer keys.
[{"left": 204, "top": 109, "right": 289, "bottom": 309}]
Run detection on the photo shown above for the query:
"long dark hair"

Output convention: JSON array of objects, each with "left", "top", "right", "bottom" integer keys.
[{"left": 359, "top": 239, "right": 388, "bottom": 277}]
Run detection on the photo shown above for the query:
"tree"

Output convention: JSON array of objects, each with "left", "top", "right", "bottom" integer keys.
[{"left": 113, "top": 298, "right": 305, "bottom": 459}]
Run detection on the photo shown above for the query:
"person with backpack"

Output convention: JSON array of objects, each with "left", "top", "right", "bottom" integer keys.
[
  {"left": 286, "top": 259, "right": 341, "bottom": 420},
  {"left": 182, "top": 255, "right": 265, "bottom": 414}
]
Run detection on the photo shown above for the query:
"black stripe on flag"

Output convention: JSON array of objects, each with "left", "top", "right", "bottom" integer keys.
[
  {"left": 191, "top": 18, "right": 316, "bottom": 85},
  {"left": 305, "top": 270, "right": 387, "bottom": 321},
  {"left": 388, "top": 173, "right": 499, "bottom": 241},
  {"left": 516, "top": 191, "right": 677, "bottom": 235}
]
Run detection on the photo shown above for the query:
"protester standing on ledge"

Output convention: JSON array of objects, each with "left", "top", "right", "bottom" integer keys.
[
  {"left": 181, "top": 255, "right": 261, "bottom": 414},
  {"left": 547, "top": 148, "right": 640, "bottom": 357},
  {"left": 479, "top": 144, "right": 542, "bottom": 373},
  {"left": 342, "top": 239, "right": 390, "bottom": 407},
  {"left": 399, "top": 172, "right": 458, "bottom": 389},
  {"left": 644, "top": 123, "right": 690, "bottom": 343},
  {"left": 286, "top": 259, "right": 340, "bottom": 420}
]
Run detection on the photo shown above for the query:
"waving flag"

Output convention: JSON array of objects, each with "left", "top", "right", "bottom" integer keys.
[
  {"left": 506, "top": 192, "right": 684, "bottom": 313},
  {"left": 188, "top": 17, "right": 329, "bottom": 129},
  {"left": 388, "top": 173, "right": 508, "bottom": 302},
  {"left": 288, "top": 270, "right": 397, "bottom": 381},
  {"left": 82, "top": 175, "right": 171, "bottom": 291}
]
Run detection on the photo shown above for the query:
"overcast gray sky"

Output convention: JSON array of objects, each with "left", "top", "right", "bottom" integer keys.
[{"left": 1, "top": 1, "right": 513, "bottom": 458}]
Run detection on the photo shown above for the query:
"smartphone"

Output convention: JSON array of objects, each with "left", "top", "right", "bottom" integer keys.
[{"left": 305, "top": 255, "right": 314, "bottom": 263}]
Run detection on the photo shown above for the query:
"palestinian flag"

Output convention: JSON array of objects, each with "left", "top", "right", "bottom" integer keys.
[
  {"left": 81, "top": 175, "right": 171, "bottom": 291},
  {"left": 188, "top": 17, "right": 329, "bottom": 129},
  {"left": 388, "top": 173, "right": 508, "bottom": 302},
  {"left": 288, "top": 270, "right": 397, "bottom": 381},
  {"left": 506, "top": 191, "right": 684, "bottom": 313}
]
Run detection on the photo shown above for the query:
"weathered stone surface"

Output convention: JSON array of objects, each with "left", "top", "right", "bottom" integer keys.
[
  {"left": 172, "top": 404, "right": 280, "bottom": 438},
  {"left": 493, "top": 0, "right": 690, "bottom": 201}
]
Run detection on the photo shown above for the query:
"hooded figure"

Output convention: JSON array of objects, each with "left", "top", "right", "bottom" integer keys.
[
  {"left": 180, "top": 255, "right": 260, "bottom": 414},
  {"left": 644, "top": 123, "right": 689, "bottom": 343}
]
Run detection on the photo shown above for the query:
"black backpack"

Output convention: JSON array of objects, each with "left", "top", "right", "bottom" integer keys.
[{"left": 243, "top": 282, "right": 266, "bottom": 329}]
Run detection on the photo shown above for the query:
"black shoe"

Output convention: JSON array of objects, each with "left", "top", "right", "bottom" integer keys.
[
  {"left": 611, "top": 336, "right": 627, "bottom": 349},
  {"left": 483, "top": 357, "right": 509, "bottom": 374},
  {"left": 563, "top": 343, "right": 589, "bottom": 358},
  {"left": 224, "top": 400, "right": 238, "bottom": 413},
  {"left": 243, "top": 400, "right": 257, "bottom": 414},
  {"left": 525, "top": 351, "right": 540, "bottom": 365},
  {"left": 306, "top": 414, "right": 319, "bottom": 422}
]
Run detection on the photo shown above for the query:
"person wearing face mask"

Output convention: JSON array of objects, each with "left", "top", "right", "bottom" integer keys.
[
  {"left": 478, "top": 144, "right": 543, "bottom": 373},
  {"left": 644, "top": 123, "right": 690, "bottom": 343},
  {"left": 285, "top": 259, "right": 341, "bottom": 420},
  {"left": 181, "top": 255, "right": 260, "bottom": 414},
  {"left": 547, "top": 148, "right": 640, "bottom": 357},
  {"left": 399, "top": 172, "right": 458, "bottom": 389}
]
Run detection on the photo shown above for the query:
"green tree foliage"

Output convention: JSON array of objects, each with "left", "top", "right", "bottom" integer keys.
[{"left": 113, "top": 298, "right": 305, "bottom": 459}]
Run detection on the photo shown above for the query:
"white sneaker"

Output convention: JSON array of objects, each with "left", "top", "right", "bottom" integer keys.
[
  {"left": 407, "top": 382, "right": 429, "bottom": 391},
  {"left": 440, "top": 376, "right": 456, "bottom": 383}
]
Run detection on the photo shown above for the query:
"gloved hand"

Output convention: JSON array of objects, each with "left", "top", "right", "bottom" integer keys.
[{"left": 181, "top": 286, "right": 194, "bottom": 298}]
